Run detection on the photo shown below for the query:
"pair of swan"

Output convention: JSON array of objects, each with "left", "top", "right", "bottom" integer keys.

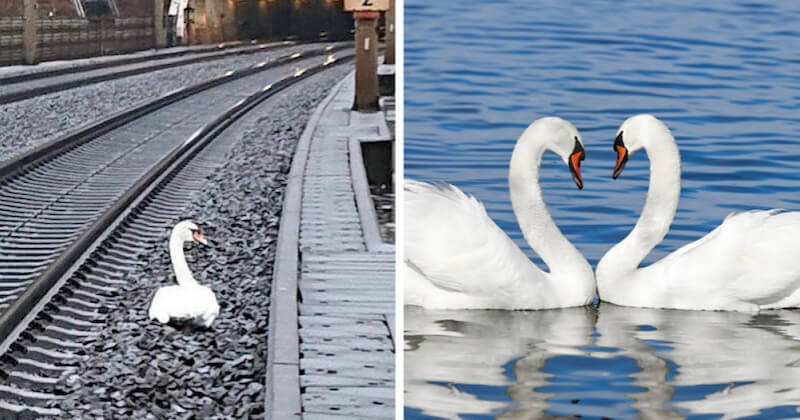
[
  {"left": 149, "top": 220, "right": 219, "bottom": 327},
  {"left": 405, "top": 114, "right": 800, "bottom": 312}
]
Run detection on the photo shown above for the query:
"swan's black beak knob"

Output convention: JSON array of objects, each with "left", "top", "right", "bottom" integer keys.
[
  {"left": 612, "top": 131, "right": 629, "bottom": 180},
  {"left": 568, "top": 138, "right": 585, "bottom": 190}
]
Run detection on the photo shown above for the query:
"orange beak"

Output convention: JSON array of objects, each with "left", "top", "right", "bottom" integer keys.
[
  {"left": 192, "top": 230, "right": 208, "bottom": 246},
  {"left": 612, "top": 132, "right": 629, "bottom": 179},
  {"left": 568, "top": 138, "right": 585, "bottom": 190},
  {"left": 613, "top": 145, "right": 628, "bottom": 179}
]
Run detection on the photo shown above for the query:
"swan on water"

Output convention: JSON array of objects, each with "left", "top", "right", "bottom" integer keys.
[
  {"left": 597, "top": 114, "right": 800, "bottom": 312},
  {"left": 149, "top": 220, "right": 219, "bottom": 327},
  {"left": 404, "top": 117, "right": 595, "bottom": 310}
]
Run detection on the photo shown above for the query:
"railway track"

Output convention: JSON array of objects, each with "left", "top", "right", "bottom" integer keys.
[
  {"left": 0, "top": 38, "right": 339, "bottom": 105},
  {"left": 0, "top": 45, "right": 352, "bottom": 416},
  {"left": 0, "top": 40, "right": 263, "bottom": 85}
]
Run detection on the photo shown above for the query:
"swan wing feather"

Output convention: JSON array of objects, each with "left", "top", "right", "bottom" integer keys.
[
  {"left": 661, "top": 210, "right": 800, "bottom": 304},
  {"left": 149, "top": 284, "right": 220, "bottom": 326},
  {"left": 404, "top": 180, "right": 540, "bottom": 298}
]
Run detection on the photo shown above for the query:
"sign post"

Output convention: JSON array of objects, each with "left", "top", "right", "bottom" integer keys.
[
  {"left": 385, "top": 0, "right": 395, "bottom": 65},
  {"left": 154, "top": 0, "right": 167, "bottom": 49},
  {"left": 23, "top": 0, "right": 38, "bottom": 65},
  {"left": 345, "top": 0, "right": 389, "bottom": 112}
]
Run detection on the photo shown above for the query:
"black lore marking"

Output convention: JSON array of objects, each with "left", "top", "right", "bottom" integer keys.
[{"left": 614, "top": 131, "right": 624, "bottom": 149}]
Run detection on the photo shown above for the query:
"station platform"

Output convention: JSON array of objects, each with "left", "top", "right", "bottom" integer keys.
[{"left": 267, "top": 71, "right": 396, "bottom": 419}]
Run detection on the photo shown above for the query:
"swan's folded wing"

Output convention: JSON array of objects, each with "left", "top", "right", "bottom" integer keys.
[
  {"left": 148, "top": 284, "right": 219, "bottom": 326},
  {"left": 404, "top": 180, "right": 540, "bottom": 296},
  {"left": 662, "top": 210, "right": 800, "bottom": 302}
]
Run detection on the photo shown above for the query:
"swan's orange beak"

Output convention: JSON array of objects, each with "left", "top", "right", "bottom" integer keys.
[
  {"left": 612, "top": 132, "right": 628, "bottom": 180},
  {"left": 568, "top": 138, "right": 585, "bottom": 190},
  {"left": 192, "top": 230, "right": 208, "bottom": 246}
]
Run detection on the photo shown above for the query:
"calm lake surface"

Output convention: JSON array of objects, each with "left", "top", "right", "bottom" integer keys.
[{"left": 404, "top": 0, "right": 800, "bottom": 418}]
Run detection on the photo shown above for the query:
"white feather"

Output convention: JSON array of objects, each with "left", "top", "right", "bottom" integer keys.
[
  {"left": 597, "top": 115, "right": 800, "bottom": 311},
  {"left": 148, "top": 220, "right": 219, "bottom": 327},
  {"left": 404, "top": 117, "right": 595, "bottom": 310}
]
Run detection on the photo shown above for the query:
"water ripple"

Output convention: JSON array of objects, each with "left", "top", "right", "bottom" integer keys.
[{"left": 405, "top": 0, "right": 800, "bottom": 418}]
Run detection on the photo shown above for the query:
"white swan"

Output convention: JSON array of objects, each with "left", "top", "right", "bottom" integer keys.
[
  {"left": 597, "top": 114, "right": 800, "bottom": 312},
  {"left": 404, "top": 117, "right": 595, "bottom": 309},
  {"left": 148, "top": 220, "right": 220, "bottom": 327}
]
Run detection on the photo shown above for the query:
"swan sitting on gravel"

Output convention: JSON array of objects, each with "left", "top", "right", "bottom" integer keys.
[{"left": 149, "top": 220, "right": 219, "bottom": 327}]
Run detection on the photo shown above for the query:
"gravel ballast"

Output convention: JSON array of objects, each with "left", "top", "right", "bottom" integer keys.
[
  {"left": 50, "top": 65, "right": 351, "bottom": 419},
  {"left": 0, "top": 43, "right": 341, "bottom": 163}
]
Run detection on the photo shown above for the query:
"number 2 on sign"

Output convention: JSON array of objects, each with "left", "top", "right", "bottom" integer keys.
[{"left": 344, "top": 0, "right": 388, "bottom": 11}]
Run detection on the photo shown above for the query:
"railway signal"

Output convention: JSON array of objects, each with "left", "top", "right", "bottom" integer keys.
[{"left": 345, "top": 0, "right": 390, "bottom": 111}]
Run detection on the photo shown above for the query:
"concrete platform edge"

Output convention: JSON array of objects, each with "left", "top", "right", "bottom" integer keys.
[{"left": 265, "top": 72, "right": 351, "bottom": 420}]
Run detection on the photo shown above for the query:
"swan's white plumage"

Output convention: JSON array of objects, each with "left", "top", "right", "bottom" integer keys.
[
  {"left": 148, "top": 220, "right": 219, "bottom": 326},
  {"left": 655, "top": 210, "right": 800, "bottom": 307},
  {"left": 404, "top": 180, "right": 544, "bottom": 309},
  {"left": 404, "top": 117, "right": 595, "bottom": 310},
  {"left": 597, "top": 114, "right": 800, "bottom": 311},
  {"left": 149, "top": 284, "right": 219, "bottom": 328}
]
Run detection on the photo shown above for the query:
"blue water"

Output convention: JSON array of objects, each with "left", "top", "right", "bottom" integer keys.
[{"left": 404, "top": 0, "right": 800, "bottom": 418}]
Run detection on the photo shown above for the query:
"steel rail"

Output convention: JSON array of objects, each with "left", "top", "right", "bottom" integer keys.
[
  {"left": 0, "top": 39, "right": 346, "bottom": 105},
  {"left": 0, "top": 43, "right": 348, "bottom": 183},
  {"left": 0, "top": 40, "right": 278, "bottom": 86},
  {"left": 0, "top": 54, "right": 352, "bottom": 416}
]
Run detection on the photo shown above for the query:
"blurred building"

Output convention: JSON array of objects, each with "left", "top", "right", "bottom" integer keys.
[
  {"left": 234, "top": 0, "right": 352, "bottom": 41},
  {"left": 0, "top": 0, "right": 353, "bottom": 65}
]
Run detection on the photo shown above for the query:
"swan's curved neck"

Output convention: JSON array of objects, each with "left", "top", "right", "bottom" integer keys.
[
  {"left": 170, "top": 231, "right": 197, "bottom": 286},
  {"left": 508, "top": 132, "right": 590, "bottom": 281},
  {"left": 599, "top": 131, "right": 681, "bottom": 276}
]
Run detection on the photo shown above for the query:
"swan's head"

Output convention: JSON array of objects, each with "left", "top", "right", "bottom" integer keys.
[
  {"left": 525, "top": 117, "right": 586, "bottom": 189},
  {"left": 612, "top": 114, "right": 671, "bottom": 179},
  {"left": 173, "top": 220, "right": 208, "bottom": 245}
]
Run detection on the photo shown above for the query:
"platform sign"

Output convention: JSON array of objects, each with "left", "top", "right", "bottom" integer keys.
[{"left": 344, "top": 0, "right": 389, "bottom": 11}]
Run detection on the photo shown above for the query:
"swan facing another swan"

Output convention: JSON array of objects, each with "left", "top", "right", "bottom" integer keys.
[
  {"left": 405, "top": 117, "right": 595, "bottom": 310},
  {"left": 149, "top": 220, "right": 220, "bottom": 327},
  {"left": 597, "top": 114, "right": 800, "bottom": 312}
]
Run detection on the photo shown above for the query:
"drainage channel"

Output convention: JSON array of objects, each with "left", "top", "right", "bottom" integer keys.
[{"left": 0, "top": 52, "right": 352, "bottom": 417}]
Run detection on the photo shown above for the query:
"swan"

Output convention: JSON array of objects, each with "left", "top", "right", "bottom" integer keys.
[
  {"left": 404, "top": 117, "right": 595, "bottom": 310},
  {"left": 148, "top": 220, "right": 220, "bottom": 327},
  {"left": 596, "top": 114, "right": 800, "bottom": 312}
]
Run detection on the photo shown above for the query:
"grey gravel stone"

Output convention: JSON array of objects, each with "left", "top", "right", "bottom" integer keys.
[
  {"left": 47, "top": 65, "right": 351, "bottom": 418},
  {"left": 0, "top": 43, "right": 339, "bottom": 163}
]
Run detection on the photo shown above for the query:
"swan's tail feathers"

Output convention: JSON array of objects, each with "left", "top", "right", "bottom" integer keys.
[{"left": 148, "top": 288, "right": 171, "bottom": 324}]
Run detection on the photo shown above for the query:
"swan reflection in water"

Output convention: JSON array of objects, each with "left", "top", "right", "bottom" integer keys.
[{"left": 405, "top": 305, "right": 800, "bottom": 419}]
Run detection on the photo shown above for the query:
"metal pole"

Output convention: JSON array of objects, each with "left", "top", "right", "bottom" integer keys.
[
  {"left": 385, "top": 0, "right": 395, "bottom": 65},
  {"left": 220, "top": 13, "right": 225, "bottom": 42},
  {"left": 22, "top": 0, "right": 38, "bottom": 65},
  {"left": 153, "top": 0, "right": 166, "bottom": 48},
  {"left": 353, "top": 11, "right": 379, "bottom": 112}
]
